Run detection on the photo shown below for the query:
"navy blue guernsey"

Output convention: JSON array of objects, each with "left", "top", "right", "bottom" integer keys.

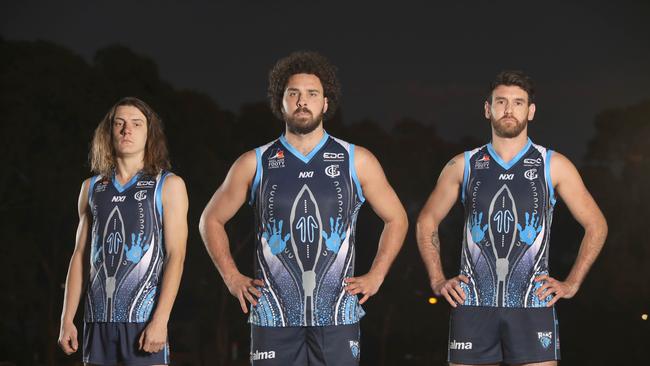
[
  {"left": 249, "top": 133, "right": 366, "bottom": 327},
  {"left": 459, "top": 139, "right": 556, "bottom": 308},
  {"left": 84, "top": 171, "right": 172, "bottom": 322}
]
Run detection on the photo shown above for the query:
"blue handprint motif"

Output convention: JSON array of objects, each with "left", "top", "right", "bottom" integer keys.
[
  {"left": 262, "top": 220, "right": 291, "bottom": 255},
  {"left": 470, "top": 212, "right": 488, "bottom": 243},
  {"left": 517, "top": 211, "right": 543, "bottom": 246},
  {"left": 322, "top": 216, "right": 348, "bottom": 253},
  {"left": 125, "top": 233, "right": 149, "bottom": 263}
]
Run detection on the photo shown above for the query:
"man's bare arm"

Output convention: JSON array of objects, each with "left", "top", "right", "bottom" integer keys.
[
  {"left": 58, "top": 179, "right": 92, "bottom": 355},
  {"left": 416, "top": 154, "right": 468, "bottom": 307},
  {"left": 536, "top": 152, "right": 608, "bottom": 306},
  {"left": 139, "top": 175, "right": 188, "bottom": 353},
  {"left": 343, "top": 146, "right": 408, "bottom": 304},
  {"left": 199, "top": 150, "right": 263, "bottom": 313}
]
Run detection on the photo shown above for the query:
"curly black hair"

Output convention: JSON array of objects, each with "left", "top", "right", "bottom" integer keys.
[
  {"left": 268, "top": 51, "right": 341, "bottom": 121},
  {"left": 488, "top": 70, "right": 536, "bottom": 104}
]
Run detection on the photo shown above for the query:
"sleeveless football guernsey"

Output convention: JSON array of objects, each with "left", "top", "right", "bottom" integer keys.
[
  {"left": 459, "top": 139, "right": 556, "bottom": 307},
  {"left": 249, "top": 133, "right": 365, "bottom": 327},
  {"left": 84, "top": 171, "right": 171, "bottom": 322}
]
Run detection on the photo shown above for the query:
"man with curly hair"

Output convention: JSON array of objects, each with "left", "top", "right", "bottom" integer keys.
[
  {"left": 200, "top": 51, "right": 408, "bottom": 365},
  {"left": 58, "top": 97, "right": 188, "bottom": 365}
]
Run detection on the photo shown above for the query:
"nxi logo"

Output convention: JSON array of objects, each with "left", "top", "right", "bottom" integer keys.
[
  {"left": 111, "top": 196, "right": 126, "bottom": 202},
  {"left": 499, "top": 174, "right": 514, "bottom": 180},
  {"left": 298, "top": 171, "right": 314, "bottom": 178}
]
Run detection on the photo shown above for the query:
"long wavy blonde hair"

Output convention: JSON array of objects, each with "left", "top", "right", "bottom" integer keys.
[{"left": 90, "top": 97, "right": 170, "bottom": 178}]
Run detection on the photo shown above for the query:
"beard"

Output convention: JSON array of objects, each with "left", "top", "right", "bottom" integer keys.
[
  {"left": 284, "top": 107, "right": 324, "bottom": 135},
  {"left": 491, "top": 115, "right": 527, "bottom": 138}
]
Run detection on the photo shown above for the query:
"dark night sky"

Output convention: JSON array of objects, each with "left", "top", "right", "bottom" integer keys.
[{"left": 2, "top": 1, "right": 650, "bottom": 160}]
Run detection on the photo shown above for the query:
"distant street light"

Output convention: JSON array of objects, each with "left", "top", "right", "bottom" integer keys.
[
  {"left": 428, "top": 297, "right": 438, "bottom": 305},
  {"left": 642, "top": 314, "right": 648, "bottom": 321}
]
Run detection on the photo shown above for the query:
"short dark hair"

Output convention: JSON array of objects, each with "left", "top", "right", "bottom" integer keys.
[
  {"left": 267, "top": 51, "right": 341, "bottom": 121},
  {"left": 488, "top": 70, "right": 535, "bottom": 104}
]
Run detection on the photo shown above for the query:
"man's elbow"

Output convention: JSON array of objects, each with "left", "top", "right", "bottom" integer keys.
[
  {"left": 416, "top": 210, "right": 438, "bottom": 235},
  {"left": 165, "top": 247, "right": 187, "bottom": 267},
  {"left": 597, "top": 216, "right": 608, "bottom": 241},
  {"left": 586, "top": 215, "right": 608, "bottom": 243},
  {"left": 198, "top": 209, "right": 215, "bottom": 238}
]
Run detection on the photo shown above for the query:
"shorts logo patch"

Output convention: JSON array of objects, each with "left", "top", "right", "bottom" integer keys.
[
  {"left": 349, "top": 340, "right": 360, "bottom": 360},
  {"left": 250, "top": 349, "right": 276, "bottom": 361},
  {"left": 449, "top": 339, "right": 473, "bottom": 350},
  {"left": 537, "top": 331, "right": 553, "bottom": 349}
]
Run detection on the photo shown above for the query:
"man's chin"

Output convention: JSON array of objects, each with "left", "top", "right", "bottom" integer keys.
[
  {"left": 285, "top": 117, "right": 322, "bottom": 135},
  {"left": 492, "top": 121, "right": 526, "bottom": 138},
  {"left": 495, "top": 129, "right": 525, "bottom": 138}
]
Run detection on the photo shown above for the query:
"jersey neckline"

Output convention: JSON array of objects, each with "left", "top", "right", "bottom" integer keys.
[
  {"left": 278, "top": 131, "right": 330, "bottom": 164},
  {"left": 112, "top": 171, "right": 143, "bottom": 193},
  {"left": 486, "top": 138, "right": 533, "bottom": 170}
]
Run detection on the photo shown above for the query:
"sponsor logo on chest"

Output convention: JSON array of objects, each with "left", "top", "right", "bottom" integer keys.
[
  {"left": 95, "top": 183, "right": 108, "bottom": 193},
  {"left": 475, "top": 154, "right": 490, "bottom": 169},
  {"left": 323, "top": 152, "right": 345, "bottom": 162},
  {"left": 298, "top": 171, "right": 314, "bottom": 178},
  {"left": 524, "top": 157, "right": 543, "bottom": 167},
  {"left": 268, "top": 148, "right": 285, "bottom": 169},
  {"left": 111, "top": 196, "right": 126, "bottom": 202}
]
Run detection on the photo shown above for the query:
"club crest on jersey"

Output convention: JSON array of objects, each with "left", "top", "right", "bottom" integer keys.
[
  {"left": 537, "top": 331, "right": 553, "bottom": 349},
  {"left": 134, "top": 190, "right": 147, "bottom": 201},
  {"left": 475, "top": 154, "right": 490, "bottom": 169},
  {"left": 349, "top": 340, "right": 360, "bottom": 360},
  {"left": 524, "top": 168, "right": 538, "bottom": 180},
  {"left": 325, "top": 164, "right": 340, "bottom": 178},
  {"left": 268, "top": 148, "right": 285, "bottom": 169}
]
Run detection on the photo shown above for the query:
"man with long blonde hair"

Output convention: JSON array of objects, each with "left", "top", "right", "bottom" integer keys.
[{"left": 58, "top": 97, "right": 188, "bottom": 365}]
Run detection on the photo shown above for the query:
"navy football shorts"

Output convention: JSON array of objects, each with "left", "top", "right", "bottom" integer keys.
[
  {"left": 448, "top": 306, "right": 560, "bottom": 365},
  {"left": 250, "top": 323, "right": 360, "bottom": 365},
  {"left": 83, "top": 322, "right": 169, "bottom": 365}
]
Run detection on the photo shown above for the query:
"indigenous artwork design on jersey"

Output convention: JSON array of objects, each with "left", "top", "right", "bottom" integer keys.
[
  {"left": 85, "top": 171, "right": 171, "bottom": 322},
  {"left": 460, "top": 139, "right": 556, "bottom": 307},
  {"left": 249, "top": 133, "right": 366, "bottom": 326}
]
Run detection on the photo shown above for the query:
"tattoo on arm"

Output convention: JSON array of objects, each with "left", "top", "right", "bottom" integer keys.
[
  {"left": 431, "top": 231, "right": 440, "bottom": 252},
  {"left": 446, "top": 159, "right": 456, "bottom": 167}
]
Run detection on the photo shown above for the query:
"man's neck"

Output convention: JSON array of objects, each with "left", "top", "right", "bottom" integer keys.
[
  {"left": 283, "top": 126, "right": 326, "bottom": 156},
  {"left": 114, "top": 154, "right": 145, "bottom": 184},
  {"left": 490, "top": 132, "right": 529, "bottom": 163}
]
